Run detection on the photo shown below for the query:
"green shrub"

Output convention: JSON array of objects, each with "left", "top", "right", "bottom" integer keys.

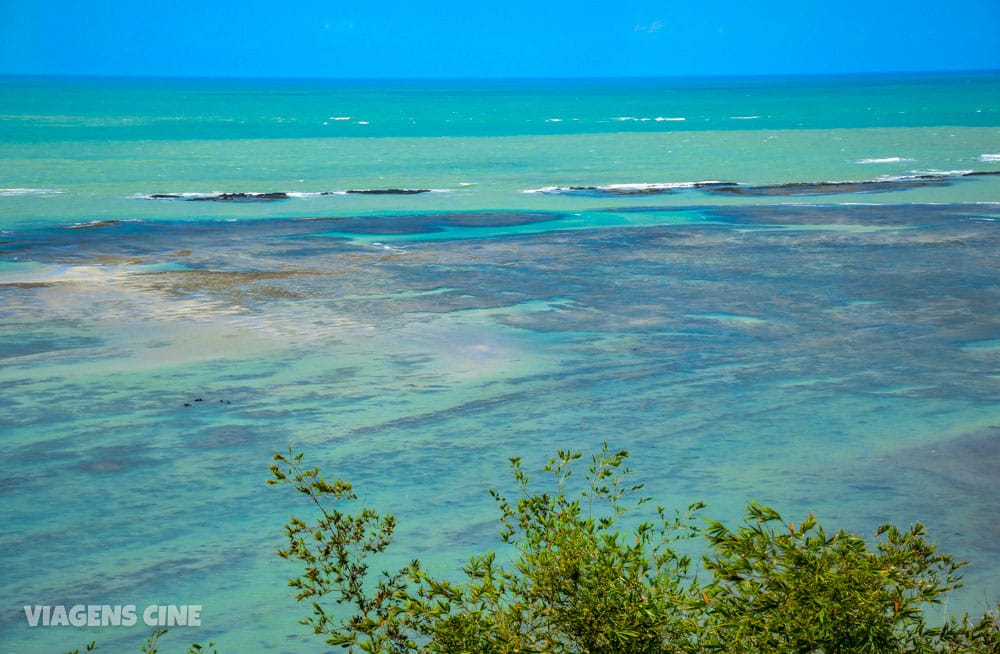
[
  {"left": 268, "top": 445, "right": 1000, "bottom": 653},
  {"left": 700, "top": 503, "right": 999, "bottom": 652},
  {"left": 69, "top": 444, "right": 1000, "bottom": 652}
]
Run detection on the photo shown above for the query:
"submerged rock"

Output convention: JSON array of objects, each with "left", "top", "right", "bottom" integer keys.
[
  {"left": 530, "top": 182, "right": 737, "bottom": 197},
  {"left": 705, "top": 177, "right": 952, "bottom": 196},
  {"left": 146, "top": 192, "right": 290, "bottom": 202},
  {"left": 190, "top": 192, "right": 290, "bottom": 202}
]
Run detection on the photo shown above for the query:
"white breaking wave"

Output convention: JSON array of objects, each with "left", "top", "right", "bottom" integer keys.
[
  {"left": 614, "top": 116, "right": 687, "bottom": 123},
  {"left": 980, "top": 153, "right": 1000, "bottom": 162},
  {"left": 729, "top": 116, "right": 760, "bottom": 120},
  {"left": 133, "top": 189, "right": 451, "bottom": 200},
  {"left": 854, "top": 157, "right": 915, "bottom": 164},
  {"left": 0, "top": 187, "right": 64, "bottom": 197},
  {"left": 130, "top": 192, "right": 213, "bottom": 200},
  {"left": 285, "top": 191, "right": 347, "bottom": 198},
  {"left": 901, "top": 169, "right": 974, "bottom": 179},
  {"left": 521, "top": 181, "right": 727, "bottom": 194},
  {"left": 601, "top": 181, "right": 722, "bottom": 192}
]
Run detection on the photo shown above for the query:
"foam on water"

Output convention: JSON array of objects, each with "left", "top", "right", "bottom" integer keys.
[
  {"left": 0, "top": 187, "right": 64, "bottom": 197},
  {"left": 854, "top": 157, "right": 915, "bottom": 164}
]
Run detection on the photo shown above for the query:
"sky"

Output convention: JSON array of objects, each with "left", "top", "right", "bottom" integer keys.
[{"left": 1, "top": 1, "right": 999, "bottom": 79}]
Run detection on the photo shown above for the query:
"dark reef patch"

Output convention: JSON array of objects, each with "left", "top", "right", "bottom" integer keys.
[
  {"left": 189, "top": 192, "right": 290, "bottom": 202},
  {"left": 704, "top": 176, "right": 953, "bottom": 196},
  {"left": 316, "top": 218, "right": 445, "bottom": 235},
  {"left": 531, "top": 170, "right": 1000, "bottom": 199},
  {"left": 441, "top": 211, "right": 564, "bottom": 227},
  {"left": 73, "top": 445, "right": 161, "bottom": 474},
  {"left": 146, "top": 192, "right": 290, "bottom": 202}
]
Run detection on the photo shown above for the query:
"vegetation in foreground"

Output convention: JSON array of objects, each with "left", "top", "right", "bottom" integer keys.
[{"left": 70, "top": 444, "right": 999, "bottom": 653}]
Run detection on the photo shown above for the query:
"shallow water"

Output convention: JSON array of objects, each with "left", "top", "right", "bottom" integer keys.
[
  {"left": 2, "top": 200, "right": 999, "bottom": 651},
  {"left": 2, "top": 74, "right": 1000, "bottom": 652}
]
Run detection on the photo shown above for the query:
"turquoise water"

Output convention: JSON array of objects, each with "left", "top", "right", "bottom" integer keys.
[{"left": 2, "top": 73, "right": 1000, "bottom": 652}]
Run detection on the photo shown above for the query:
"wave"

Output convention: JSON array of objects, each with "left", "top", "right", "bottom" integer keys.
[
  {"left": 0, "top": 187, "right": 64, "bottom": 197},
  {"left": 136, "top": 188, "right": 444, "bottom": 202},
  {"left": 854, "top": 157, "right": 915, "bottom": 164},
  {"left": 706, "top": 179, "right": 941, "bottom": 197},
  {"left": 67, "top": 219, "right": 143, "bottom": 230},
  {"left": 522, "top": 181, "right": 735, "bottom": 197},
  {"left": 980, "top": 153, "right": 1000, "bottom": 162},
  {"left": 522, "top": 170, "right": 1000, "bottom": 200},
  {"left": 904, "top": 169, "right": 975, "bottom": 178},
  {"left": 703, "top": 171, "right": 985, "bottom": 197},
  {"left": 614, "top": 116, "right": 686, "bottom": 123},
  {"left": 285, "top": 191, "right": 347, "bottom": 198}
]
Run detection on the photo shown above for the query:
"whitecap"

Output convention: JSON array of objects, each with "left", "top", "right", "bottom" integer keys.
[
  {"left": 372, "top": 242, "right": 406, "bottom": 253},
  {"left": 131, "top": 192, "right": 210, "bottom": 200},
  {"left": 979, "top": 153, "right": 1000, "bottom": 162},
  {"left": 897, "top": 169, "right": 973, "bottom": 179},
  {"left": 854, "top": 157, "right": 914, "bottom": 164},
  {"left": 521, "top": 180, "right": 730, "bottom": 195},
  {"left": 67, "top": 219, "right": 142, "bottom": 229},
  {"left": 545, "top": 118, "right": 564, "bottom": 123},
  {"left": 654, "top": 117, "right": 685, "bottom": 122},
  {"left": 356, "top": 121, "right": 370, "bottom": 125},
  {"left": 600, "top": 181, "right": 718, "bottom": 192},
  {"left": 329, "top": 116, "right": 352, "bottom": 121},
  {"left": 285, "top": 191, "right": 347, "bottom": 198},
  {"left": 730, "top": 116, "right": 760, "bottom": 120},
  {"left": 0, "top": 187, "right": 64, "bottom": 197}
]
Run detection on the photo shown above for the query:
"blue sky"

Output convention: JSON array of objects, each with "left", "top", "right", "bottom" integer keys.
[{"left": 1, "top": 1, "right": 999, "bottom": 78}]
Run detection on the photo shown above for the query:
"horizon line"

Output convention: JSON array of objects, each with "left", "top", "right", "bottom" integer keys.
[{"left": 2, "top": 67, "right": 1000, "bottom": 84}]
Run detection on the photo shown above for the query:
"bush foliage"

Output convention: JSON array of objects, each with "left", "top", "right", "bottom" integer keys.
[
  {"left": 266, "top": 444, "right": 999, "bottom": 653},
  {"left": 69, "top": 444, "right": 1000, "bottom": 652}
]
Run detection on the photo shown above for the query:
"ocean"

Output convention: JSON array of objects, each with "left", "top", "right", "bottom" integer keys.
[{"left": 1, "top": 72, "right": 999, "bottom": 652}]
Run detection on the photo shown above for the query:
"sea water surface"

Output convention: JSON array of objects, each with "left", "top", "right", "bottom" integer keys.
[{"left": 1, "top": 73, "right": 999, "bottom": 652}]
